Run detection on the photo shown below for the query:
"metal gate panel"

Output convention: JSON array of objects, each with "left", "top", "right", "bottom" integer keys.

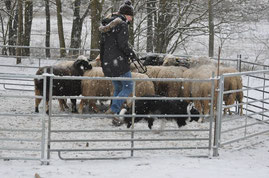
[
  {"left": 0, "top": 74, "right": 47, "bottom": 164},
  {"left": 214, "top": 70, "right": 269, "bottom": 156},
  {"left": 46, "top": 75, "right": 215, "bottom": 160}
]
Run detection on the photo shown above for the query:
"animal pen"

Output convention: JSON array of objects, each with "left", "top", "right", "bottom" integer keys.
[{"left": 0, "top": 46, "right": 269, "bottom": 164}]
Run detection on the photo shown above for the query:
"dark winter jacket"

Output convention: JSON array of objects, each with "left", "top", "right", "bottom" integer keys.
[{"left": 99, "top": 14, "right": 136, "bottom": 77}]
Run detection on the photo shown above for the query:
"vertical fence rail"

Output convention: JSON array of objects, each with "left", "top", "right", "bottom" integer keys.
[
  {"left": 47, "top": 69, "right": 54, "bottom": 162},
  {"left": 213, "top": 75, "right": 224, "bottom": 157},
  {"left": 131, "top": 80, "right": 136, "bottom": 157},
  {"left": 41, "top": 71, "right": 48, "bottom": 164}
]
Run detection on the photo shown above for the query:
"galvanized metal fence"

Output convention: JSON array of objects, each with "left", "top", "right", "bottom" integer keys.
[
  {"left": 46, "top": 76, "right": 215, "bottom": 160},
  {"left": 1, "top": 48, "right": 269, "bottom": 163},
  {"left": 0, "top": 73, "right": 48, "bottom": 164},
  {"left": 213, "top": 69, "right": 269, "bottom": 156}
]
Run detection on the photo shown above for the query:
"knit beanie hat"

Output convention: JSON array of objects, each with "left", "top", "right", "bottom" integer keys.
[{"left": 118, "top": 0, "right": 134, "bottom": 16}]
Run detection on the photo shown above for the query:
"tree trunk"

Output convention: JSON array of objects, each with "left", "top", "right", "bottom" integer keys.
[
  {"left": 23, "top": 0, "right": 33, "bottom": 56},
  {"left": 69, "top": 0, "right": 82, "bottom": 57},
  {"left": 146, "top": 0, "right": 153, "bottom": 52},
  {"left": 154, "top": 0, "right": 169, "bottom": 53},
  {"left": 5, "top": 0, "right": 17, "bottom": 55},
  {"left": 45, "top": 0, "right": 51, "bottom": 58},
  {"left": 208, "top": 0, "right": 214, "bottom": 57},
  {"left": 0, "top": 12, "right": 8, "bottom": 55},
  {"left": 16, "top": 0, "right": 23, "bottom": 64},
  {"left": 55, "top": 0, "right": 66, "bottom": 57},
  {"left": 90, "top": 0, "right": 104, "bottom": 60},
  {"left": 69, "top": 0, "right": 90, "bottom": 58}
]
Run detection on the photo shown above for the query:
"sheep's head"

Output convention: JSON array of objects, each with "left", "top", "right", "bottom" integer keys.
[
  {"left": 73, "top": 59, "right": 93, "bottom": 71},
  {"left": 187, "top": 102, "right": 201, "bottom": 122}
]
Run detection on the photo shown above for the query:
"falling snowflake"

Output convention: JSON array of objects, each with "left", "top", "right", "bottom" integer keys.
[{"left": 113, "top": 59, "right": 118, "bottom": 66}]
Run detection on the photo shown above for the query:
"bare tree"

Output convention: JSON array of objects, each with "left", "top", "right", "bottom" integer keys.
[
  {"left": 44, "top": 0, "right": 50, "bottom": 58},
  {"left": 1, "top": 0, "right": 18, "bottom": 55},
  {"left": 90, "top": 0, "right": 104, "bottom": 60},
  {"left": 208, "top": 0, "right": 214, "bottom": 57},
  {"left": 146, "top": 0, "right": 154, "bottom": 52},
  {"left": 69, "top": 0, "right": 91, "bottom": 57},
  {"left": 23, "top": 0, "right": 33, "bottom": 56},
  {"left": 16, "top": 0, "right": 23, "bottom": 64},
  {"left": 55, "top": 0, "right": 66, "bottom": 57}
]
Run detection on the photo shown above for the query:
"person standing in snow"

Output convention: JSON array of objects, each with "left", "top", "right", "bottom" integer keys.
[{"left": 99, "top": 0, "right": 136, "bottom": 126}]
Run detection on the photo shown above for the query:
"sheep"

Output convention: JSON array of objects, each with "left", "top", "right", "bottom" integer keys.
[
  {"left": 153, "top": 66, "right": 187, "bottom": 97},
  {"left": 219, "top": 66, "right": 243, "bottom": 115},
  {"left": 89, "top": 54, "right": 101, "bottom": 67},
  {"left": 181, "top": 68, "right": 196, "bottom": 102},
  {"left": 187, "top": 56, "right": 216, "bottom": 68},
  {"left": 54, "top": 55, "right": 91, "bottom": 110},
  {"left": 180, "top": 64, "right": 243, "bottom": 117},
  {"left": 155, "top": 67, "right": 180, "bottom": 97},
  {"left": 189, "top": 64, "right": 218, "bottom": 117},
  {"left": 78, "top": 68, "right": 155, "bottom": 113},
  {"left": 145, "top": 66, "right": 163, "bottom": 78},
  {"left": 34, "top": 59, "right": 92, "bottom": 114},
  {"left": 126, "top": 72, "right": 155, "bottom": 107},
  {"left": 130, "top": 60, "right": 147, "bottom": 73},
  {"left": 119, "top": 95, "right": 201, "bottom": 129},
  {"left": 143, "top": 66, "right": 188, "bottom": 98},
  {"left": 162, "top": 54, "right": 179, "bottom": 66},
  {"left": 141, "top": 54, "right": 164, "bottom": 66},
  {"left": 162, "top": 54, "right": 190, "bottom": 68},
  {"left": 78, "top": 67, "right": 114, "bottom": 113}
]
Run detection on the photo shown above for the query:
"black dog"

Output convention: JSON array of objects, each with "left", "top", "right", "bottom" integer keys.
[{"left": 119, "top": 95, "right": 200, "bottom": 129}]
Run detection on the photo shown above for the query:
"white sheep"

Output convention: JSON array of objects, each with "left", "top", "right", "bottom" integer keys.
[
  {"left": 189, "top": 64, "right": 218, "bottom": 117},
  {"left": 219, "top": 66, "right": 243, "bottom": 115},
  {"left": 144, "top": 66, "right": 188, "bottom": 97},
  {"left": 78, "top": 67, "right": 113, "bottom": 113},
  {"left": 78, "top": 68, "right": 155, "bottom": 113}
]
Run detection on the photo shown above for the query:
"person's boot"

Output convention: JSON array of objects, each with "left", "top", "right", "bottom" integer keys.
[{"left": 105, "top": 108, "right": 123, "bottom": 126}]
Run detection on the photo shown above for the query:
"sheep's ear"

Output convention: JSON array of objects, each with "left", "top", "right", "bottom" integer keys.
[
  {"left": 73, "top": 59, "right": 83, "bottom": 69},
  {"left": 87, "top": 63, "right": 93, "bottom": 70}
]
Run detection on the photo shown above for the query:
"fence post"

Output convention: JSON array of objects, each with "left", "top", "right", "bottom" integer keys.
[
  {"left": 213, "top": 75, "right": 224, "bottom": 157},
  {"left": 208, "top": 72, "right": 215, "bottom": 156},
  {"left": 131, "top": 80, "right": 136, "bottom": 157},
  {"left": 46, "top": 67, "right": 53, "bottom": 164},
  {"left": 41, "top": 73, "right": 48, "bottom": 165},
  {"left": 237, "top": 54, "right": 242, "bottom": 72}
]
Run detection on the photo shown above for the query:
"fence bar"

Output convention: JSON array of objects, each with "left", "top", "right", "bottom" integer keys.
[
  {"left": 50, "top": 146, "right": 210, "bottom": 152},
  {"left": 220, "top": 129, "right": 269, "bottom": 146},
  {"left": 50, "top": 138, "right": 210, "bottom": 142},
  {"left": 50, "top": 128, "right": 210, "bottom": 133},
  {"left": 221, "top": 118, "right": 269, "bottom": 133}
]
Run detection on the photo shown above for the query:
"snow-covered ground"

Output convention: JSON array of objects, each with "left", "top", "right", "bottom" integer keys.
[
  {"left": 1, "top": 8, "right": 269, "bottom": 177},
  {"left": 0, "top": 56, "right": 269, "bottom": 178},
  {"left": 0, "top": 141, "right": 268, "bottom": 178}
]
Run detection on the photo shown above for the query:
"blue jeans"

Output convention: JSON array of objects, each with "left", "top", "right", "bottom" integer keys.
[{"left": 111, "top": 71, "right": 133, "bottom": 114}]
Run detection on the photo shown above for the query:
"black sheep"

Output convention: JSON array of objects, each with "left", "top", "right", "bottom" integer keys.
[
  {"left": 141, "top": 54, "right": 164, "bottom": 66},
  {"left": 34, "top": 59, "right": 92, "bottom": 114},
  {"left": 120, "top": 95, "right": 200, "bottom": 129}
]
